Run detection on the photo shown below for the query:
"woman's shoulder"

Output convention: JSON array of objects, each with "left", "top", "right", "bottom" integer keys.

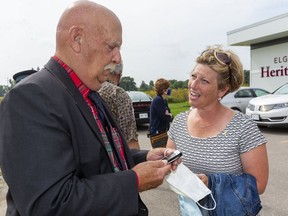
[
  {"left": 153, "top": 95, "right": 162, "bottom": 100},
  {"left": 234, "top": 111, "right": 254, "bottom": 122},
  {"left": 152, "top": 95, "right": 164, "bottom": 104},
  {"left": 231, "top": 111, "right": 258, "bottom": 129},
  {"left": 174, "top": 110, "right": 190, "bottom": 121}
]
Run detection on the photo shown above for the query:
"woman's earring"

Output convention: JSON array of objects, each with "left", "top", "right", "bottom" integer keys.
[{"left": 218, "top": 97, "right": 221, "bottom": 101}]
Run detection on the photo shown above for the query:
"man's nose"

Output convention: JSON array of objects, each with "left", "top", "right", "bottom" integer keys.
[{"left": 112, "top": 48, "right": 121, "bottom": 64}]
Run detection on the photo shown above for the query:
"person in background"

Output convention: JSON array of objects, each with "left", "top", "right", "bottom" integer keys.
[
  {"left": 0, "top": 1, "right": 180, "bottom": 215},
  {"left": 149, "top": 78, "right": 173, "bottom": 148},
  {"left": 166, "top": 45, "right": 269, "bottom": 215},
  {"left": 99, "top": 62, "right": 140, "bottom": 149},
  {"left": 12, "top": 69, "right": 37, "bottom": 83}
]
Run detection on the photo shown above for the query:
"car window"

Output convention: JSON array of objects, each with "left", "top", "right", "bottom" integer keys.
[
  {"left": 274, "top": 83, "right": 288, "bottom": 94},
  {"left": 254, "top": 89, "right": 270, "bottom": 97},
  {"left": 127, "top": 92, "right": 151, "bottom": 102},
  {"left": 235, "top": 89, "right": 253, "bottom": 98}
]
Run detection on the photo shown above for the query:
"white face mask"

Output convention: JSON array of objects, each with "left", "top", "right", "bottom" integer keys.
[{"left": 166, "top": 163, "right": 216, "bottom": 211}]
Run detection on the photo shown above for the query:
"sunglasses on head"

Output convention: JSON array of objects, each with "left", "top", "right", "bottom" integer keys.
[{"left": 201, "top": 49, "right": 232, "bottom": 82}]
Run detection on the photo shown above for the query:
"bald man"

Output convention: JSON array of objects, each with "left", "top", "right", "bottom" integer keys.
[{"left": 0, "top": 1, "right": 179, "bottom": 215}]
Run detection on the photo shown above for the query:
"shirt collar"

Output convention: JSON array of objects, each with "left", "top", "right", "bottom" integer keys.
[{"left": 53, "top": 56, "right": 90, "bottom": 98}]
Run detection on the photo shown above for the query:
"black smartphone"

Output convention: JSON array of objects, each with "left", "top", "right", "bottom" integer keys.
[{"left": 162, "top": 150, "right": 182, "bottom": 164}]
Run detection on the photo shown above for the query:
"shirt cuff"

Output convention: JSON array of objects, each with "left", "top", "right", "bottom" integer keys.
[{"left": 133, "top": 170, "right": 140, "bottom": 189}]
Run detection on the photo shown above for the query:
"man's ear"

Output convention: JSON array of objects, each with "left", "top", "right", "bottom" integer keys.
[{"left": 68, "top": 26, "right": 82, "bottom": 53}]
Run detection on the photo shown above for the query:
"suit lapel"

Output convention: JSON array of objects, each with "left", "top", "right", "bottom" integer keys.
[
  {"left": 44, "top": 58, "right": 135, "bottom": 169},
  {"left": 44, "top": 58, "right": 104, "bottom": 145}
]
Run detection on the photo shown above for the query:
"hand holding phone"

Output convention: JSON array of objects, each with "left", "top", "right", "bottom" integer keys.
[{"left": 162, "top": 150, "right": 182, "bottom": 164}]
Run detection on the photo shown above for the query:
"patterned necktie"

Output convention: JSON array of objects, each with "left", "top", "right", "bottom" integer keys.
[
  {"left": 88, "top": 91, "right": 108, "bottom": 127},
  {"left": 88, "top": 91, "right": 126, "bottom": 171}
]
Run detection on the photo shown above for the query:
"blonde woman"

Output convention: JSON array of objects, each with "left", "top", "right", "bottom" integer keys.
[{"left": 167, "top": 46, "right": 268, "bottom": 215}]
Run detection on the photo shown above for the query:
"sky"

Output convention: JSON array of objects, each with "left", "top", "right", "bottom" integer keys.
[{"left": 1, "top": 0, "right": 288, "bottom": 86}]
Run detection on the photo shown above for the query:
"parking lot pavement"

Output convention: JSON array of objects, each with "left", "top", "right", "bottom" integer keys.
[
  {"left": 136, "top": 124, "right": 180, "bottom": 216},
  {"left": 0, "top": 170, "right": 8, "bottom": 215},
  {"left": 140, "top": 182, "right": 180, "bottom": 216}
]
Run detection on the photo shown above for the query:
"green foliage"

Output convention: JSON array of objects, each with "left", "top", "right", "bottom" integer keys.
[
  {"left": 119, "top": 76, "right": 137, "bottom": 91},
  {"left": 0, "top": 79, "right": 16, "bottom": 96},
  {"left": 171, "top": 79, "right": 189, "bottom": 89},
  {"left": 169, "top": 101, "right": 190, "bottom": 117},
  {"left": 145, "top": 89, "right": 156, "bottom": 98},
  {"left": 167, "top": 88, "right": 189, "bottom": 103},
  {"left": 145, "top": 88, "right": 190, "bottom": 117},
  {"left": 0, "top": 85, "right": 8, "bottom": 97},
  {"left": 138, "top": 79, "right": 189, "bottom": 91},
  {"left": 139, "top": 81, "right": 149, "bottom": 91},
  {"left": 244, "top": 70, "right": 250, "bottom": 86},
  {"left": 145, "top": 88, "right": 189, "bottom": 103},
  {"left": 148, "top": 80, "right": 154, "bottom": 90}
]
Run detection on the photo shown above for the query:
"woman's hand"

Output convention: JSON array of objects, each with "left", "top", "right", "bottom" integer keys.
[{"left": 197, "top": 173, "right": 208, "bottom": 186}]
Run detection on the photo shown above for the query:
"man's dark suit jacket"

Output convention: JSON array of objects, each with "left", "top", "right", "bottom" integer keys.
[{"left": 0, "top": 58, "right": 149, "bottom": 216}]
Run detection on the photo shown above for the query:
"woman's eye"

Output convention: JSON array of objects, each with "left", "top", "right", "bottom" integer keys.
[{"left": 201, "top": 79, "right": 209, "bottom": 84}]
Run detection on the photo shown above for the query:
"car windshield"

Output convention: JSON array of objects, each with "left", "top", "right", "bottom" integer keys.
[
  {"left": 273, "top": 83, "right": 288, "bottom": 94},
  {"left": 127, "top": 92, "right": 151, "bottom": 102}
]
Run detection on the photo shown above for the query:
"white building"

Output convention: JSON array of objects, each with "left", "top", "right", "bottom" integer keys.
[{"left": 227, "top": 13, "right": 288, "bottom": 92}]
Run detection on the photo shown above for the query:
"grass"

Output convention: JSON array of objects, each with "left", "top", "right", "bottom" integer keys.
[{"left": 169, "top": 101, "right": 190, "bottom": 117}]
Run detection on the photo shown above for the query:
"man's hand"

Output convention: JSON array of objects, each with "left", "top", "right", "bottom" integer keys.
[
  {"left": 146, "top": 148, "right": 182, "bottom": 171},
  {"left": 132, "top": 160, "right": 171, "bottom": 192}
]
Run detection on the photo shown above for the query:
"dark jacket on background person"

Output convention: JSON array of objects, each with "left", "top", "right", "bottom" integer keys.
[
  {"left": 149, "top": 95, "right": 172, "bottom": 135},
  {"left": 201, "top": 173, "right": 262, "bottom": 216},
  {"left": 0, "top": 58, "right": 148, "bottom": 216}
]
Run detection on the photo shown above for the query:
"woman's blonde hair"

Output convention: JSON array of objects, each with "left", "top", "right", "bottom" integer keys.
[{"left": 195, "top": 45, "right": 244, "bottom": 94}]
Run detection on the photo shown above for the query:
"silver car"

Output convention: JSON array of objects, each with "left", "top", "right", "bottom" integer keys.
[
  {"left": 221, "top": 87, "right": 270, "bottom": 113},
  {"left": 246, "top": 83, "right": 288, "bottom": 127}
]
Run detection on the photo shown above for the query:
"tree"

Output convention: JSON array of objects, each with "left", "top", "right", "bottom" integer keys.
[
  {"left": 119, "top": 76, "right": 137, "bottom": 91},
  {"left": 139, "top": 81, "right": 149, "bottom": 91},
  {"left": 8, "top": 79, "right": 16, "bottom": 90},
  {"left": 148, "top": 80, "right": 154, "bottom": 90},
  {"left": 0, "top": 85, "right": 7, "bottom": 97},
  {"left": 169, "top": 79, "right": 189, "bottom": 89},
  {"left": 244, "top": 70, "right": 250, "bottom": 86},
  {"left": 0, "top": 79, "right": 15, "bottom": 96}
]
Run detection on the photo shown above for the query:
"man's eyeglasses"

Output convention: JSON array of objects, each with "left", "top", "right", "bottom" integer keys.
[{"left": 201, "top": 49, "right": 232, "bottom": 82}]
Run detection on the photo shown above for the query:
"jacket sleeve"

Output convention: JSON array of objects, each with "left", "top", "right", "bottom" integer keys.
[
  {"left": 115, "top": 88, "right": 139, "bottom": 143},
  {"left": 152, "top": 96, "right": 170, "bottom": 122},
  {"left": 206, "top": 173, "right": 262, "bottom": 215}
]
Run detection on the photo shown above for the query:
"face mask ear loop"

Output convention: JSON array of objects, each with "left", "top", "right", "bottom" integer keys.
[{"left": 196, "top": 193, "right": 217, "bottom": 210}]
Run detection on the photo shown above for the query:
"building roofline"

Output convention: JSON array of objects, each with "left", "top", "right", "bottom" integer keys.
[{"left": 227, "top": 13, "right": 288, "bottom": 36}]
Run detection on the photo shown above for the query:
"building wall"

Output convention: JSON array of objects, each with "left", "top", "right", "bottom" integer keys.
[
  {"left": 227, "top": 13, "right": 288, "bottom": 92},
  {"left": 250, "top": 42, "right": 288, "bottom": 92}
]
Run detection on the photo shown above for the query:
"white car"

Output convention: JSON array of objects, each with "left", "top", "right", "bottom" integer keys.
[
  {"left": 221, "top": 87, "right": 270, "bottom": 113},
  {"left": 246, "top": 83, "right": 288, "bottom": 127}
]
